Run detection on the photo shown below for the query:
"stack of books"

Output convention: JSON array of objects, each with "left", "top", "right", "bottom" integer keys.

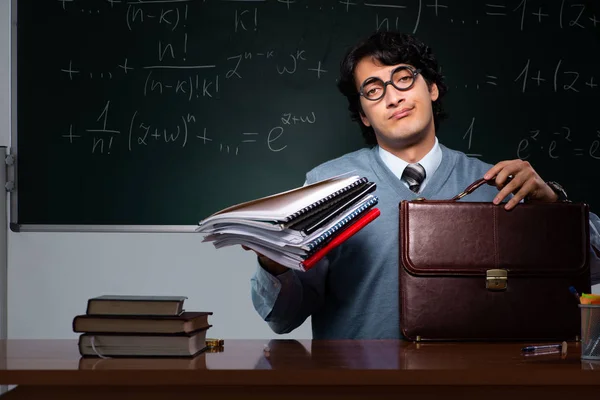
[
  {"left": 196, "top": 174, "right": 380, "bottom": 271},
  {"left": 73, "top": 295, "right": 212, "bottom": 358}
]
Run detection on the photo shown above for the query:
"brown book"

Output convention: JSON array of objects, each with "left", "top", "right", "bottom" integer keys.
[
  {"left": 86, "top": 295, "right": 187, "bottom": 316},
  {"left": 78, "top": 352, "right": 207, "bottom": 369},
  {"left": 77, "top": 326, "right": 211, "bottom": 358},
  {"left": 73, "top": 311, "right": 212, "bottom": 334}
]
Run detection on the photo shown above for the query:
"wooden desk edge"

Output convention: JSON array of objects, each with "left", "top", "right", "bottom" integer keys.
[{"left": 0, "top": 369, "right": 599, "bottom": 386}]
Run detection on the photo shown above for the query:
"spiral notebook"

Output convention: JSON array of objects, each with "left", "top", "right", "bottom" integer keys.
[
  {"left": 201, "top": 183, "right": 377, "bottom": 243},
  {"left": 208, "top": 199, "right": 380, "bottom": 271},
  {"left": 290, "top": 181, "right": 377, "bottom": 235},
  {"left": 196, "top": 174, "right": 370, "bottom": 232},
  {"left": 206, "top": 195, "right": 379, "bottom": 252},
  {"left": 196, "top": 174, "right": 381, "bottom": 271}
]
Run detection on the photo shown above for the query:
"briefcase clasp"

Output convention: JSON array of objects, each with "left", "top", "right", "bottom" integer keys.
[{"left": 486, "top": 269, "right": 508, "bottom": 291}]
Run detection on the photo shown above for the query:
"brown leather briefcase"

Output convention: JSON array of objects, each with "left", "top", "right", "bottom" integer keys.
[{"left": 399, "top": 178, "right": 591, "bottom": 342}]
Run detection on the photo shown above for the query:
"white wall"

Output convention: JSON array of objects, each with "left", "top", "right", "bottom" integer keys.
[
  {"left": 7, "top": 232, "right": 313, "bottom": 339},
  {"left": 1, "top": 0, "right": 310, "bottom": 339}
]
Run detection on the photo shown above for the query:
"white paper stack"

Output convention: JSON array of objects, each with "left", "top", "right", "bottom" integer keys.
[{"left": 196, "top": 174, "right": 381, "bottom": 271}]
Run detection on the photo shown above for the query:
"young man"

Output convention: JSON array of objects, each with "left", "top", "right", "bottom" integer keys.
[{"left": 248, "top": 31, "right": 600, "bottom": 339}]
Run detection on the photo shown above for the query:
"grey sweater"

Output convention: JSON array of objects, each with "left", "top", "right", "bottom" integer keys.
[{"left": 250, "top": 144, "right": 600, "bottom": 339}]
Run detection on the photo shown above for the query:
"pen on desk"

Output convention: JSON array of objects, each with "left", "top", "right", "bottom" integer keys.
[
  {"left": 521, "top": 341, "right": 568, "bottom": 355},
  {"left": 521, "top": 344, "right": 561, "bottom": 352}
]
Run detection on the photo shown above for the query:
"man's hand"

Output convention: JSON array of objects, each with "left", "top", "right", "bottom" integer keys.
[
  {"left": 241, "top": 245, "right": 289, "bottom": 276},
  {"left": 484, "top": 159, "right": 558, "bottom": 210}
]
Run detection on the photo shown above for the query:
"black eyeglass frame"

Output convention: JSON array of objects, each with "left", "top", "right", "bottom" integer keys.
[{"left": 358, "top": 66, "right": 422, "bottom": 101}]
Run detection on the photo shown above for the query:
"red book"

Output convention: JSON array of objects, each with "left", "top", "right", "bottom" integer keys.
[{"left": 301, "top": 207, "right": 381, "bottom": 271}]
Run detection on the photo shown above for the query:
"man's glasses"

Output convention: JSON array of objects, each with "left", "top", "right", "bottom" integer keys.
[{"left": 358, "top": 66, "right": 421, "bottom": 101}]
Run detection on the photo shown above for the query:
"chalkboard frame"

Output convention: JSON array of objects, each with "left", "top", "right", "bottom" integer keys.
[{"left": 9, "top": 0, "right": 600, "bottom": 232}]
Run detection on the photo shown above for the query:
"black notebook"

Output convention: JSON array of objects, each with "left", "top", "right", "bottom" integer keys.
[{"left": 289, "top": 181, "right": 377, "bottom": 235}]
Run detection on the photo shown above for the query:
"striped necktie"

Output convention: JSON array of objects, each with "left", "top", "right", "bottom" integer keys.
[{"left": 401, "top": 163, "right": 426, "bottom": 193}]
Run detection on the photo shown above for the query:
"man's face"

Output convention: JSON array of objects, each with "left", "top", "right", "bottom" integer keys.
[{"left": 355, "top": 57, "right": 439, "bottom": 149}]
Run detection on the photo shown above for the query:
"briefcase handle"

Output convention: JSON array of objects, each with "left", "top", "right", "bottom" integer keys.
[
  {"left": 412, "top": 178, "right": 490, "bottom": 202},
  {"left": 450, "top": 178, "right": 489, "bottom": 201}
]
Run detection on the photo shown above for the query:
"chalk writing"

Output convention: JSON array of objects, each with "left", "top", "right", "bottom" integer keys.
[
  {"left": 235, "top": 8, "right": 258, "bottom": 32},
  {"left": 125, "top": 3, "right": 188, "bottom": 32},
  {"left": 276, "top": 50, "right": 307, "bottom": 75},
  {"left": 281, "top": 112, "right": 316, "bottom": 125},
  {"left": 447, "top": 58, "right": 598, "bottom": 94},
  {"left": 63, "top": 108, "right": 316, "bottom": 156},
  {"left": 484, "top": 0, "right": 596, "bottom": 31},
  {"left": 517, "top": 128, "right": 600, "bottom": 160},
  {"left": 513, "top": 58, "right": 595, "bottom": 93},
  {"left": 143, "top": 71, "right": 220, "bottom": 100},
  {"left": 368, "top": 0, "right": 422, "bottom": 33},
  {"left": 462, "top": 117, "right": 483, "bottom": 158}
]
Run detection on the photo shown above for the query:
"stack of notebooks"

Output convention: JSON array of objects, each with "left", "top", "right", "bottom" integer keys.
[
  {"left": 73, "top": 295, "right": 212, "bottom": 358},
  {"left": 196, "top": 174, "right": 380, "bottom": 271}
]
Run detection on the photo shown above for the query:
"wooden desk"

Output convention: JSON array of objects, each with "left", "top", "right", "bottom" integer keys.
[{"left": 0, "top": 339, "right": 599, "bottom": 399}]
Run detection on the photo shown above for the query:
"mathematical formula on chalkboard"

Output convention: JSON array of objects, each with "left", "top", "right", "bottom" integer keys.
[{"left": 14, "top": 0, "right": 600, "bottom": 226}]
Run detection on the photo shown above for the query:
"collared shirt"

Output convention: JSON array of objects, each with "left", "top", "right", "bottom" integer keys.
[{"left": 378, "top": 136, "right": 442, "bottom": 193}]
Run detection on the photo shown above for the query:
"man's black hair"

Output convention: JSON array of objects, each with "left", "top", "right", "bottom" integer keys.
[{"left": 337, "top": 31, "right": 448, "bottom": 145}]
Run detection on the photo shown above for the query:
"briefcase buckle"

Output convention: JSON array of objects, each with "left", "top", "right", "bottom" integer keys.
[{"left": 486, "top": 269, "right": 508, "bottom": 291}]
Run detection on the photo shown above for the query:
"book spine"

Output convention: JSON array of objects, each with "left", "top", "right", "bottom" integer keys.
[
  {"left": 305, "top": 196, "right": 379, "bottom": 251},
  {"left": 284, "top": 177, "right": 369, "bottom": 223}
]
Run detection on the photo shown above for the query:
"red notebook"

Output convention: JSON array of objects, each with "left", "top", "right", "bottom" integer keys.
[{"left": 301, "top": 207, "right": 381, "bottom": 270}]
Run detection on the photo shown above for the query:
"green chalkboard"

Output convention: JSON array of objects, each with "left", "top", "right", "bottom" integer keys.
[{"left": 13, "top": 0, "right": 600, "bottom": 230}]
